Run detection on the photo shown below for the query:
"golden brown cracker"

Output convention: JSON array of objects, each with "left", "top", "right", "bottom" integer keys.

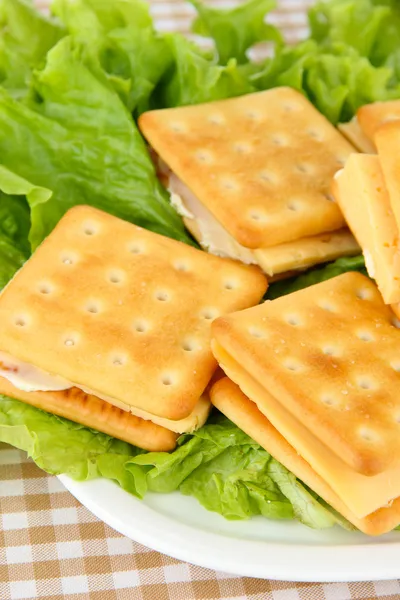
[
  {"left": 0, "top": 206, "right": 267, "bottom": 421},
  {"left": 139, "top": 88, "right": 355, "bottom": 249},
  {"left": 0, "top": 377, "right": 177, "bottom": 451},
  {"left": 212, "top": 272, "right": 400, "bottom": 476}
]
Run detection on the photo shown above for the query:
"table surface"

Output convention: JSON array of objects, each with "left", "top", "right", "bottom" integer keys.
[{"left": 2, "top": 2, "right": 400, "bottom": 599}]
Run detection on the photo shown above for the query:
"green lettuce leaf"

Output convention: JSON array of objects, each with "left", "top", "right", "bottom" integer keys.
[
  {"left": 0, "top": 0, "right": 65, "bottom": 97},
  {"left": 156, "top": 35, "right": 255, "bottom": 108},
  {"left": 0, "top": 37, "right": 193, "bottom": 248},
  {"left": 252, "top": 40, "right": 400, "bottom": 124},
  {"left": 0, "top": 395, "right": 340, "bottom": 530},
  {"left": 190, "top": 0, "right": 282, "bottom": 65},
  {"left": 52, "top": 0, "right": 172, "bottom": 115},
  {"left": 309, "top": 0, "right": 400, "bottom": 67},
  {"left": 267, "top": 255, "right": 366, "bottom": 300},
  {"left": 0, "top": 165, "right": 53, "bottom": 287}
]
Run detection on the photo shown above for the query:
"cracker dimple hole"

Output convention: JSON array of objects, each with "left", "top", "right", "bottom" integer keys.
[
  {"left": 234, "top": 142, "right": 252, "bottom": 154},
  {"left": 133, "top": 320, "right": 148, "bottom": 333},
  {"left": 246, "top": 110, "right": 262, "bottom": 121},
  {"left": 201, "top": 307, "right": 219, "bottom": 321},
  {"left": 322, "top": 345, "right": 338, "bottom": 357},
  {"left": 283, "top": 359, "right": 302, "bottom": 372},
  {"left": 161, "top": 374, "right": 174, "bottom": 386},
  {"left": 128, "top": 242, "right": 144, "bottom": 255},
  {"left": 108, "top": 270, "right": 124, "bottom": 285},
  {"left": 155, "top": 290, "right": 170, "bottom": 302},
  {"left": 64, "top": 338, "right": 76, "bottom": 347},
  {"left": 295, "top": 163, "right": 312, "bottom": 174},
  {"left": 271, "top": 134, "right": 288, "bottom": 146},
  {"left": 170, "top": 122, "right": 185, "bottom": 133},
  {"left": 248, "top": 326, "right": 264, "bottom": 339},
  {"left": 287, "top": 200, "right": 303, "bottom": 212},
  {"left": 356, "top": 376, "right": 375, "bottom": 391},
  {"left": 196, "top": 150, "right": 213, "bottom": 164},
  {"left": 61, "top": 254, "right": 75, "bottom": 266},
  {"left": 307, "top": 128, "right": 323, "bottom": 140},
  {"left": 224, "top": 280, "right": 238, "bottom": 291},
  {"left": 318, "top": 300, "right": 335, "bottom": 312},
  {"left": 83, "top": 222, "right": 98, "bottom": 236},
  {"left": 357, "top": 289, "right": 372, "bottom": 300},
  {"left": 38, "top": 283, "right": 53, "bottom": 295},
  {"left": 112, "top": 355, "right": 126, "bottom": 367},
  {"left": 286, "top": 315, "right": 301, "bottom": 326},
  {"left": 208, "top": 114, "right": 224, "bottom": 125},
  {"left": 359, "top": 427, "right": 378, "bottom": 442},
  {"left": 249, "top": 209, "right": 267, "bottom": 223},
  {"left": 182, "top": 339, "right": 197, "bottom": 352},
  {"left": 357, "top": 331, "right": 374, "bottom": 342},
  {"left": 221, "top": 177, "right": 238, "bottom": 191},
  {"left": 14, "top": 316, "right": 27, "bottom": 328},
  {"left": 174, "top": 260, "right": 190, "bottom": 272},
  {"left": 86, "top": 301, "right": 100, "bottom": 315},
  {"left": 259, "top": 171, "right": 277, "bottom": 184},
  {"left": 321, "top": 394, "right": 336, "bottom": 406}
]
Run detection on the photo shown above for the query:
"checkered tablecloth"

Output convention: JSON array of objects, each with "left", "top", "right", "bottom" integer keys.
[{"left": 1, "top": 2, "right": 400, "bottom": 599}]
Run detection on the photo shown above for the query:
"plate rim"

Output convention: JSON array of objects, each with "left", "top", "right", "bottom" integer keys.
[{"left": 59, "top": 475, "right": 400, "bottom": 582}]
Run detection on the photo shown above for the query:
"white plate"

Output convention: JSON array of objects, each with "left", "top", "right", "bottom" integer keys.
[{"left": 59, "top": 475, "right": 400, "bottom": 582}]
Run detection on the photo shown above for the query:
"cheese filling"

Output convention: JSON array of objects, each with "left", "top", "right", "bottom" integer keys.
[
  {"left": 167, "top": 172, "right": 257, "bottom": 265},
  {"left": 0, "top": 351, "right": 210, "bottom": 434}
]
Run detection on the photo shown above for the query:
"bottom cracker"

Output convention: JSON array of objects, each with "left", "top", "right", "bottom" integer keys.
[{"left": 0, "top": 377, "right": 177, "bottom": 452}]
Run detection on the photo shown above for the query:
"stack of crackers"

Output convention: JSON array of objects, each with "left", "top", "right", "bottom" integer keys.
[
  {"left": 334, "top": 100, "right": 400, "bottom": 316},
  {"left": 3, "top": 89, "right": 400, "bottom": 536}
]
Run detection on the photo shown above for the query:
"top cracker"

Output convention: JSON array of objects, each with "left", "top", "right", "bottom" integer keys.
[
  {"left": 139, "top": 88, "right": 355, "bottom": 249},
  {"left": 0, "top": 206, "right": 267, "bottom": 421},
  {"left": 212, "top": 272, "right": 400, "bottom": 476}
]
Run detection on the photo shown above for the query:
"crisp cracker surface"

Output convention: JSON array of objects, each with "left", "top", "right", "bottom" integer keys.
[
  {"left": 139, "top": 88, "right": 354, "bottom": 249},
  {"left": 357, "top": 100, "right": 400, "bottom": 142},
  {"left": 212, "top": 272, "right": 400, "bottom": 476},
  {"left": 210, "top": 377, "right": 400, "bottom": 535},
  {"left": 0, "top": 206, "right": 267, "bottom": 421},
  {"left": 0, "top": 377, "right": 177, "bottom": 451}
]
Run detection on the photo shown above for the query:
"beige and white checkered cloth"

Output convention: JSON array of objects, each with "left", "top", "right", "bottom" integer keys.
[{"left": 1, "top": 1, "right": 400, "bottom": 599}]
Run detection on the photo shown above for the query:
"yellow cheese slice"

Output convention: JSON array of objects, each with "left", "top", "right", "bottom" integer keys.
[
  {"left": 333, "top": 154, "right": 400, "bottom": 304},
  {"left": 375, "top": 122, "right": 400, "bottom": 234},
  {"left": 213, "top": 341, "right": 400, "bottom": 519}
]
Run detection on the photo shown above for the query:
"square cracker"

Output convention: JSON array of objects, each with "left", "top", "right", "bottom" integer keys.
[
  {"left": 0, "top": 206, "right": 267, "bottom": 421},
  {"left": 210, "top": 377, "right": 400, "bottom": 535},
  {"left": 212, "top": 272, "right": 400, "bottom": 476},
  {"left": 139, "top": 88, "right": 355, "bottom": 249}
]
